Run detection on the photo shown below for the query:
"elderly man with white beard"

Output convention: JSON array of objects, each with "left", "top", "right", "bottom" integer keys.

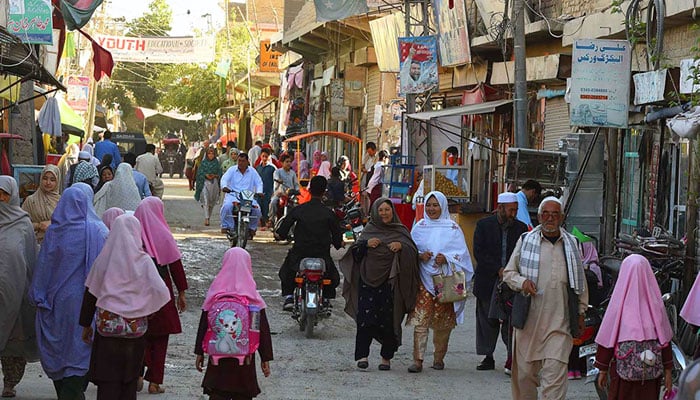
[{"left": 503, "top": 197, "right": 589, "bottom": 400}]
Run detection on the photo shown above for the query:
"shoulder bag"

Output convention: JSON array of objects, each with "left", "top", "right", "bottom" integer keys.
[
  {"left": 432, "top": 262, "right": 468, "bottom": 304},
  {"left": 511, "top": 292, "right": 531, "bottom": 329}
]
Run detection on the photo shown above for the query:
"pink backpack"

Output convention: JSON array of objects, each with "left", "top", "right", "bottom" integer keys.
[{"left": 202, "top": 295, "right": 261, "bottom": 365}]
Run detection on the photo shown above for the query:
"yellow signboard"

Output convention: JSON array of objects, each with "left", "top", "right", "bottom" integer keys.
[{"left": 260, "top": 40, "right": 281, "bottom": 72}]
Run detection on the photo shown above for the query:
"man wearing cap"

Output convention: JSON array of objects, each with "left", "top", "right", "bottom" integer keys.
[
  {"left": 516, "top": 180, "right": 542, "bottom": 230},
  {"left": 64, "top": 151, "right": 95, "bottom": 190},
  {"left": 473, "top": 192, "right": 528, "bottom": 374}
]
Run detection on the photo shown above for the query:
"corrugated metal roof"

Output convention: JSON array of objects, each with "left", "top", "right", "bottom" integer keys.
[{"left": 406, "top": 99, "right": 512, "bottom": 121}]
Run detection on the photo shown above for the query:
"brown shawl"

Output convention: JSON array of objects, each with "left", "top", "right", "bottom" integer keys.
[
  {"left": 21, "top": 165, "right": 61, "bottom": 243},
  {"left": 339, "top": 198, "right": 420, "bottom": 347}
]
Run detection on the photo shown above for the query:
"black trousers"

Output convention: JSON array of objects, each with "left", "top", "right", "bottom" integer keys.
[
  {"left": 278, "top": 248, "right": 339, "bottom": 299},
  {"left": 475, "top": 296, "right": 510, "bottom": 357},
  {"left": 95, "top": 379, "right": 137, "bottom": 400},
  {"left": 355, "top": 324, "right": 397, "bottom": 361}
]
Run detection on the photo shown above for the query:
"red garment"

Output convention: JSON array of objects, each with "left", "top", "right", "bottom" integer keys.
[
  {"left": 147, "top": 258, "right": 188, "bottom": 336},
  {"left": 297, "top": 186, "right": 311, "bottom": 204},
  {"left": 143, "top": 335, "right": 168, "bottom": 384}
]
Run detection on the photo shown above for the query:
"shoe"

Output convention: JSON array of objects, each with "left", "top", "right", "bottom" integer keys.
[
  {"left": 357, "top": 360, "right": 368, "bottom": 369},
  {"left": 378, "top": 363, "right": 390, "bottom": 371},
  {"left": 282, "top": 296, "right": 294, "bottom": 312},
  {"left": 136, "top": 377, "right": 144, "bottom": 392},
  {"left": 504, "top": 368, "right": 512, "bottom": 376},
  {"left": 477, "top": 356, "right": 495, "bottom": 371},
  {"left": 567, "top": 371, "right": 576, "bottom": 380},
  {"left": 407, "top": 363, "right": 423, "bottom": 373},
  {"left": 574, "top": 371, "right": 582, "bottom": 380},
  {"left": 148, "top": 383, "right": 165, "bottom": 394},
  {"left": 431, "top": 361, "right": 445, "bottom": 370},
  {"left": 221, "top": 228, "right": 228, "bottom": 234},
  {"left": 204, "top": 218, "right": 209, "bottom": 226},
  {"left": 1, "top": 387, "right": 16, "bottom": 398}
]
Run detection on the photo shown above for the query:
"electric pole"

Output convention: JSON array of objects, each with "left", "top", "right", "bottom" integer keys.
[{"left": 513, "top": 0, "right": 528, "bottom": 148}]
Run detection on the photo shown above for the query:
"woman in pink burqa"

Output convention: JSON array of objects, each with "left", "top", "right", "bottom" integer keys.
[
  {"left": 680, "top": 271, "right": 700, "bottom": 359},
  {"left": 594, "top": 254, "right": 674, "bottom": 400},
  {"left": 134, "top": 197, "right": 189, "bottom": 394},
  {"left": 194, "top": 248, "right": 272, "bottom": 400},
  {"left": 310, "top": 150, "right": 322, "bottom": 177}
]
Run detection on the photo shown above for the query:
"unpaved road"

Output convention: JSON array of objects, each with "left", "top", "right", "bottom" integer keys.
[{"left": 14, "top": 178, "right": 599, "bottom": 399}]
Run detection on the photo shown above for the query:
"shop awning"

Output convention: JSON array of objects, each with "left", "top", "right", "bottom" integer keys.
[
  {"left": 0, "top": 27, "right": 66, "bottom": 91},
  {"left": 405, "top": 99, "right": 513, "bottom": 121}
]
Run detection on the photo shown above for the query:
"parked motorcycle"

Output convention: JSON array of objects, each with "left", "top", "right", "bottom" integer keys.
[
  {"left": 332, "top": 196, "right": 365, "bottom": 241},
  {"left": 225, "top": 189, "right": 258, "bottom": 249},
  {"left": 292, "top": 257, "right": 332, "bottom": 338},
  {"left": 273, "top": 189, "right": 300, "bottom": 242}
]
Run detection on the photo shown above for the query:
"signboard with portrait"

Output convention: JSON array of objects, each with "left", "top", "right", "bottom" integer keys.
[
  {"left": 7, "top": 0, "right": 53, "bottom": 44},
  {"left": 66, "top": 76, "right": 90, "bottom": 112},
  {"left": 397, "top": 36, "right": 439, "bottom": 95},
  {"left": 570, "top": 39, "right": 631, "bottom": 128},
  {"left": 433, "top": 0, "right": 471, "bottom": 66}
]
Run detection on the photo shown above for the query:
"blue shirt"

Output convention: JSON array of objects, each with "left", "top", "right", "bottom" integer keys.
[
  {"left": 132, "top": 170, "right": 152, "bottom": 199},
  {"left": 220, "top": 166, "right": 264, "bottom": 206},
  {"left": 93, "top": 139, "right": 122, "bottom": 169},
  {"left": 516, "top": 190, "right": 533, "bottom": 229},
  {"left": 256, "top": 164, "right": 276, "bottom": 195}
]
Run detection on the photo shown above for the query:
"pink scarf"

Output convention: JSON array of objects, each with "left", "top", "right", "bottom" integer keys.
[
  {"left": 680, "top": 273, "right": 700, "bottom": 326},
  {"left": 311, "top": 150, "right": 322, "bottom": 171},
  {"left": 134, "top": 197, "right": 181, "bottom": 265},
  {"left": 85, "top": 215, "right": 171, "bottom": 319},
  {"left": 101, "top": 207, "right": 124, "bottom": 230},
  {"left": 595, "top": 254, "right": 673, "bottom": 348},
  {"left": 202, "top": 247, "right": 266, "bottom": 311}
]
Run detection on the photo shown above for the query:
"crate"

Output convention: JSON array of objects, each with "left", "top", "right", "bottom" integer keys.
[{"left": 505, "top": 148, "right": 567, "bottom": 187}]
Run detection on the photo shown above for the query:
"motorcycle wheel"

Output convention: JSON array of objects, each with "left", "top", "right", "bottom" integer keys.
[
  {"left": 238, "top": 219, "right": 249, "bottom": 249},
  {"left": 305, "top": 313, "right": 315, "bottom": 338},
  {"left": 298, "top": 314, "right": 306, "bottom": 331}
]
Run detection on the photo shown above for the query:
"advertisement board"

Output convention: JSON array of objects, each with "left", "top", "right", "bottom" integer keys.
[
  {"left": 66, "top": 76, "right": 90, "bottom": 112},
  {"left": 397, "top": 36, "right": 439, "bottom": 95},
  {"left": 7, "top": 0, "right": 53, "bottom": 44},
  {"left": 432, "top": 0, "right": 471, "bottom": 66},
  {"left": 95, "top": 35, "right": 215, "bottom": 64}
]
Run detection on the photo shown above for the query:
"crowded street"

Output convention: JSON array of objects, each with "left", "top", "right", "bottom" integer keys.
[{"left": 10, "top": 179, "right": 600, "bottom": 400}]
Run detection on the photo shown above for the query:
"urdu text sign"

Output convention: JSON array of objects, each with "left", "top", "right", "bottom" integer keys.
[{"left": 570, "top": 39, "right": 631, "bottom": 128}]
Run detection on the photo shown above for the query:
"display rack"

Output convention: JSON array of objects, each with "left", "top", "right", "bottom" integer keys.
[{"left": 382, "top": 154, "right": 416, "bottom": 201}]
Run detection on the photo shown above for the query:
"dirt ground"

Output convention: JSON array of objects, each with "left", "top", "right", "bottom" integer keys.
[{"left": 13, "top": 178, "right": 599, "bottom": 400}]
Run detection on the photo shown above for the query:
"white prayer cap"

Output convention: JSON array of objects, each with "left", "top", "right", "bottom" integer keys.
[{"left": 497, "top": 192, "right": 518, "bottom": 203}]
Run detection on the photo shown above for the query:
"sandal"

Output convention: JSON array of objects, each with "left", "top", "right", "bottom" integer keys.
[
  {"left": 1, "top": 388, "right": 16, "bottom": 398},
  {"left": 148, "top": 383, "right": 165, "bottom": 394},
  {"left": 431, "top": 361, "right": 445, "bottom": 370},
  {"left": 356, "top": 360, "right": 369, "bottom": 369},
  {"left": 407, "top": 363, "right": 423, "bottom": 373}
]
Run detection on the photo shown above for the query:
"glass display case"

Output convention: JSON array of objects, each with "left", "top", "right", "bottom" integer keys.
[
  {"left": 382, "top": 163, "right": 416, "bottom": 201},
  {"left": 423, "top": 165, "right": 470, "bottom": 199},
  {"left": 13, "top": 164, "right": 44, "bottom": 204}
]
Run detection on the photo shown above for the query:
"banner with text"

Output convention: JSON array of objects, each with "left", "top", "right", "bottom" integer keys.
[
  {"left": 95, "top": 35, "right": 216, "bottom": 64},
  {"left": 570, "top": 39, "right": 631, "bottom": 128},
  {"left": 433, "top": 0, "right": 471, "bottom": 66},
  {"left": 260, "top": 40, "right": 281, "bottom": 72},
  {"left": 7, "top": 0, "right": 53, "bottom": 44}
]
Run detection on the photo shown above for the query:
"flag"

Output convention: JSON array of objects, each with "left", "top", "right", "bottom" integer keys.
[
  {"left": 571, "top": 226, "right": 594, "bottom": 243},
  {"left": 61, "top": 0, "right": 104, "bottom": 30},
  {"left": 313, "top": 0, "right": 368, "bottom": 23},
  {"left": 77, "top": 29, "right": 114, "bottom": 81}
]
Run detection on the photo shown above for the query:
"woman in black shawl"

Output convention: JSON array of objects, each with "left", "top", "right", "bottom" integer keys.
[{"left": 339, "top": 198, "right": 419, "bottom": 371}]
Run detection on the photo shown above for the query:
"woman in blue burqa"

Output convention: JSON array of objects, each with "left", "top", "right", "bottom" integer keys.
[{"left": 30, "top": 183, "right": 108, "bottom": 400}]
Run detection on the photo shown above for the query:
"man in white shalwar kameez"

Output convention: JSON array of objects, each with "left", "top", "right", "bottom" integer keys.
[{"left": 503, "top": 197, "right": 588, "bottom": 400}]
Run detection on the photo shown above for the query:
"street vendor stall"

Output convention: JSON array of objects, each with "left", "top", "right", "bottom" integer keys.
[{"left": 282, "top": 130, "right": 363, "bottom": 185}]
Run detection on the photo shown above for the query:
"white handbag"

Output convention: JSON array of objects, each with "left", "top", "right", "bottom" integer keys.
[{"left": 667, "top": 106, "right": 700, "bottom": 139}]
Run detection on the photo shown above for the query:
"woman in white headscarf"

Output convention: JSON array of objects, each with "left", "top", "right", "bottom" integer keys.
[
  {"left": 57, "top": 144, "right": 80, "bottom": 192},
  {"left": 93, "top": 163, "right": 142, "bottom": 216},
  {"left": 21, "top": 164, "right": 61, "bottom": 243},
  {"left": 407, "top": 191, "right": 473, "bottom": 372},
  {"left": 0, "top": 176, "right": 38, "bottom": 398}
]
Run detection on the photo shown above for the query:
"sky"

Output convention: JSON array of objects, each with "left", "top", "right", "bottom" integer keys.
[{"left": 106, "top": 0, "right": 226, "bottom": 36}]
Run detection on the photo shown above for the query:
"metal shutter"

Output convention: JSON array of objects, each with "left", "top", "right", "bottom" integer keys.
[
  {"left": 365, "top": 65, "right": 381, "bottom": 144},
  {"left": 543, "top": 97, "right": 571, "bottom": 151}
]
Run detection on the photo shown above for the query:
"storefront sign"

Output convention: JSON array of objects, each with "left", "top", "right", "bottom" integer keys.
[
  {"left": 66, "top": 76, "right": 90, "bottom": 112},
  {"left": 397, "top": 36, "right": 439, "bottom": 95},
  {"left": 95, "top": 35, "right": 215, "bottom": 64},
  {"left": 7, "top": 0, "right": 53, "bottom": 44},
  {"left": 432, "top": 0, "right": 471, "bottom": 66},
  {"left": 344, "top": 64, "right": 366, "bottom": 107},
  {"left": 570, "top": 39, "right": 631, "bottom": 128},
  {"left": 330, "top": 79, "right": 348, "bottom": 122},
  {"left": 260, "top": 40, "right": 281, "bottom": 72}
]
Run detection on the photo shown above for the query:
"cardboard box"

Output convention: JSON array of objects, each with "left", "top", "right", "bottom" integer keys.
[{"left": 354, "top": 47, "right": 377, "bottom": 67}]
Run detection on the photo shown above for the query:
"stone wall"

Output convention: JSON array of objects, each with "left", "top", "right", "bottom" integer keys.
[
  {"left": 663, "top": 24, "right": 700, "bottom": 66},
  {"left": 561, "top": 0, "right": 613, "bottom": 18}
]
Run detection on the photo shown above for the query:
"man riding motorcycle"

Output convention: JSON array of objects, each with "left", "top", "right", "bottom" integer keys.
[
  {"left": 276, "top": 176, "right": 343, "bottom": 311},
  {"left": 220, "top": 152, "right": 264, "bottom": 238},
  {"left": 269, "top": 154, "right": 300, "bottom": 225}
]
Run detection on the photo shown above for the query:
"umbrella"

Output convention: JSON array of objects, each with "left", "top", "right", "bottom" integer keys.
[{"left": 57, "top": 96, "right": 85, "bottom": 138}]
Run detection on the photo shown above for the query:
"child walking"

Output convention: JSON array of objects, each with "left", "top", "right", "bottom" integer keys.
[
  {"left": 195, "top": 247, "right": 272, "bottom": 400},
  {"left": 79, "top": 214, "right": 171, "bottom": 400}
]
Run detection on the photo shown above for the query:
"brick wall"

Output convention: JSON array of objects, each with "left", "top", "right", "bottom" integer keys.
[
  {"left": 663, "top": 24, "right": 700, "bottom": 65},
  {"left": 561, "top": 0, "right": 612, "bottom": 18}
]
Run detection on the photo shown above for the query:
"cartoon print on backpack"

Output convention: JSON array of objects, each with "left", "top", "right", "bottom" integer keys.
[{"left": 215, "top": 309, "right": 244, "bottom": 354}]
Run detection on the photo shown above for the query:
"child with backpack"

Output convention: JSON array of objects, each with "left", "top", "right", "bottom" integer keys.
[
  {"left": 195, "top": 247, "right": 272, "bottom": 400},
  {"left": 593, "top": 254, "right": 674, "bottom": 400},
  {"left": 79, "top": 214, "right": 171, "bottom": 400}
]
